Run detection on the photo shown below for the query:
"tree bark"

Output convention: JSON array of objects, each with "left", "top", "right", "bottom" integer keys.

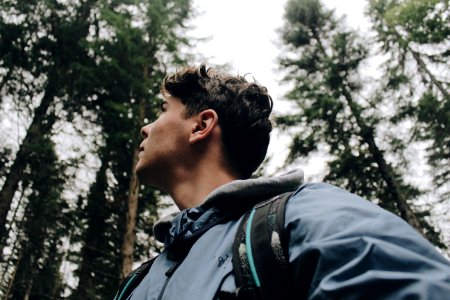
[
  {"left": 1, "top": 227, "right": 22, "bottom": 296},
  {"left": 0, "top": 182, "right": 24, "bottom": 256},
  {"left": 120, "top": 91, "right": 146, "bottom": 279},
  {"left": 23, "top": 272, "right": 34, "bottom": 300},
  {"left": 4, "top": 249, "right": 21, "bottom": 299},
  {"left": 120, "top": 147, "right": 140, "bottom": 280}
]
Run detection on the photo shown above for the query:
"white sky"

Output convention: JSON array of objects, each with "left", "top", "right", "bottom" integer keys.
[{"left": 190, "top": 0, "right": 371, "bottom": 178}]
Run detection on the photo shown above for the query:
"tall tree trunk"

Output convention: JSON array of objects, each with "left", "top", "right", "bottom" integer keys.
[
  {"left": 4, "top": 249, "right": 21, "bottom": 299},
  {"left": 19, "top": 251, "right": 37, "bottom": 300},
  {"left": 0, "top": 182, "right": 24, "bottom": 254},
  {"left": 0, "top": 90, "right": 55, "bottom": 246},
  {"left": 23, "top": 273, "right": 34, "bottom": 300},
  {"left": 120, "top": 90, "right": 146, "bottom": 279},
  {"left": 341, "top": 87, "right": 424, "bottom": 233},
  {"left": 120, "top": 148, "right": 140, "bottom": 280},
  {"left": 6, "top": 196, "right": 39, "bottom": 300},
  {"left": 0, "top": 187, "right": 24, "bottom": 293}
]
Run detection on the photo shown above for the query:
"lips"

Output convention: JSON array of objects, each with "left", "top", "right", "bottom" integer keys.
[{"left": 138, "top": 144, "right": 144, "bottom": 154}]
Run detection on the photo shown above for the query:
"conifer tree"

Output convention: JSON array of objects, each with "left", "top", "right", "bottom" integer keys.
[
  {"left": 368, "top": 0, "right": 450, "bottom": 198},
  {"left": 3, "top": 135, "right": 68, "bottom": 299},
  {"left": 69, "top": 1, "right": 193, "bottom": 298},
  {"left": 0, "top": 0, "right": 97, "bottom": 247},
  {"left": 277, "top": 0, "right": 443, "bottom": 245}
]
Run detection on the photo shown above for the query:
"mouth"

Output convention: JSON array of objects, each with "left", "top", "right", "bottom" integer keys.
[{"left": 139, "top": 146, "right": 144, "bottom": 152}]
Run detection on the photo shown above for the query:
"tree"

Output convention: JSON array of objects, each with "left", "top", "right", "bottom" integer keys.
[
  {"left": 368, "top": 0, "right": 450, "bottom": 198},
  {"left": 0, "top": 1, "right": 118, "bottom": 297},
  {"left": 69, "top": 0, "right": 193, "bottom": 298},
  {"left": 0, "top": 0, "right": 98, "bottom": 248},
  {"left": 0, "top": 0, "right": 44, "bottom": 106},
  {"left": 99, "top": 0, "right": 193, "bottom": 281},
  {"left": 1, "top": 0, "right": 194, "bottom": 297},
  {"left": 277, "top": 0, "right": 443, "bottom": 246},
  {"left": 3, "top": 135, "right": 69, "bottom": 299}
]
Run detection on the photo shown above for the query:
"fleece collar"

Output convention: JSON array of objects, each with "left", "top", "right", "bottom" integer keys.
[{"left": 153, "top": 169, "right": 304, "bottom": 250}]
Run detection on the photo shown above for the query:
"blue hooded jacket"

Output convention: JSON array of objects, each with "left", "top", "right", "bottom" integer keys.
[{"left": 129, "top": 170, "right": 450, "bottom": 299}]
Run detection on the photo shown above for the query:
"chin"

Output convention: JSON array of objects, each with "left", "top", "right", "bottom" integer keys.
[
  {"left": 135, "top": 163, "right": 146, "bottom": 179},
  {"left": 135, "top": 166, "right": 157, "bottom": 187}
]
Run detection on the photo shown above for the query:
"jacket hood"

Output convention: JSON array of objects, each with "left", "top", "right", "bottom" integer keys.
[{"left": 153, "top": 169, "right": 304, "bottom": 250}]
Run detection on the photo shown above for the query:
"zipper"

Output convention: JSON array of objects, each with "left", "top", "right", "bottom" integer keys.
[{"left": 157, "top": 261, "right": 181, "bottom": 300}]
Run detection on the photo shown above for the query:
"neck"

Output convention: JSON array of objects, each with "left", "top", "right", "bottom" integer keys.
[{"left": 165, "top": 163, "right": 238, "bottom": 210}]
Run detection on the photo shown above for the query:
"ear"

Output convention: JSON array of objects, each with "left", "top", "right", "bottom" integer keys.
[{"left": 189, "top": 109, "right": 219, "bottom": 144}]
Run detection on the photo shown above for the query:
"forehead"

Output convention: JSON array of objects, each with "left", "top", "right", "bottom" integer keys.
[
  {"left": 163, "top": 95, "right": 183, "bottom": 106},
  {"left": 162, "top": 96, "right": 188, "bottom": 115}
]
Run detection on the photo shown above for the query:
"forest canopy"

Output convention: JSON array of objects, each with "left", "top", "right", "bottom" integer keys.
[{"left": 0, "top": 0, "right": 448, "bottom": 298}]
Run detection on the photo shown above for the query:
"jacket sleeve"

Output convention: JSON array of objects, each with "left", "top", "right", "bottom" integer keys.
[{"left": 285, "top": 183, "right": 450, "bottom": 299}]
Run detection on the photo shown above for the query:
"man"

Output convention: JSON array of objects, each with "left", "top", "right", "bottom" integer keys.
[{"left": 119, "top": 64, "right": 450, "bottom": 299}]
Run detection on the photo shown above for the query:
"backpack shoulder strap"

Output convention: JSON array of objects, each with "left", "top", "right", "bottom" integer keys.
[
  {"left": 232, "top": 191, "right": 294, "bottom": 300},
  {"left": 113, "top": 256, "right": 157, "bottom": 300}
]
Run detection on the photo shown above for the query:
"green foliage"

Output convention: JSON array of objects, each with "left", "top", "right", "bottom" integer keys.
[
  {"left": 67, "top": 0, "right": 194, "bottom": 298},
  {"left": 1, "top": 0, "right": 194, "bottom": 298},
  {"left": 282, "top": 0, "right": 336, "bottom": 48},
  {"left": 134, "top": 187, "right": 164, "bottom": 258},
  {"left": 0, "top": 0, "right": 100, "bottom": 299},
  {"left": 384, "top": 0, "right": 449, "bottom": 44},
  {"left": 416, "top": 92, "right": 450, "bottom": 189},
  {"left": 6, "top": 135, "right": 69, "bottom": 299},
  {"left": 368, "top": 0, "right": 450, "bottom": 197},
  {"left": 278, "top": 0, "right": 443, "bottom": 246},
  {"left": 0, "top": 147, "right": 12, "bottom": 176},
  {"left": 70, "top": 152, "right": 122, "bottom": 300}
]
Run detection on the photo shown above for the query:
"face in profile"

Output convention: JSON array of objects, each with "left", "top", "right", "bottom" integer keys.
[{"left": 136, "top": 96, "right": 194, "bottom": 187}]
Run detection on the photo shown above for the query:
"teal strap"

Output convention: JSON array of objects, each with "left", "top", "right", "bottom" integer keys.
[
  {"left": 245, "top": 208, "right": 261, "bottom": 287},
  {"left": 116, "top": 273, "right": 137, "bottom": 300}
]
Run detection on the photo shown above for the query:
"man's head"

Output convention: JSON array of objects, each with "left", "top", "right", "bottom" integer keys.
[
  {"left": 161, "top": 64, "right": 273, "bottom": 179},
  {"left": 136, "top": 64, "right": 273, "bottom": 190}
]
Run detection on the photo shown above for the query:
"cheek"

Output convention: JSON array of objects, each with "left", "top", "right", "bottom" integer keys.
[{"left": 147, "top": 121, "right": 162, "bottom": 137}]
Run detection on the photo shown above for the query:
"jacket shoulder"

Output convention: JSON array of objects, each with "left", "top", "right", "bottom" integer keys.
[{"left": 284, "top": 182, "right": 450, "bottom": 298}]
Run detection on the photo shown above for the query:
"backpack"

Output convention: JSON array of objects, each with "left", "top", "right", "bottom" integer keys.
[{"left": 113, "top": 191, "right": 294, "bottom": 300}]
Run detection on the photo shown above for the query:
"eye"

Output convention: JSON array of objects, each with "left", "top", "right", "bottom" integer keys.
[
  {"left": 155, "top": 102, "right": 166, "bottom": 117},
  {"left": 159, "top": 102, "right": 167, "bottom": 113}
]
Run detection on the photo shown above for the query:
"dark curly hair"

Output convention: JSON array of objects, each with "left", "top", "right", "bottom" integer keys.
[{"left": 162, "top": 64, "right": 273, "bottom": 179}]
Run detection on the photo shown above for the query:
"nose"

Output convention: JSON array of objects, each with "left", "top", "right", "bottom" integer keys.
[{"left": 140, "top": 123, "right": 151, "bottom": 138}]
